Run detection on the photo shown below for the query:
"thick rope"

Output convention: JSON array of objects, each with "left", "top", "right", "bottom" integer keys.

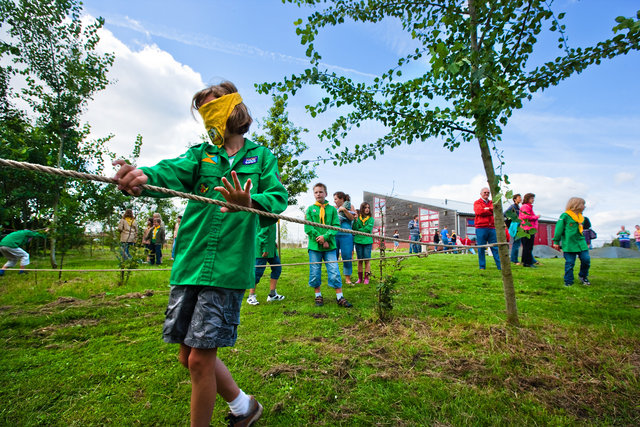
[{"left": 0, "top": 158, "right": 505, "bottom": 250}]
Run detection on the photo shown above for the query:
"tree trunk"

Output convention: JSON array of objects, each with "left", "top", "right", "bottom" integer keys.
[{"left": 469, "top": 0, "right": 519, "bottom": 325}]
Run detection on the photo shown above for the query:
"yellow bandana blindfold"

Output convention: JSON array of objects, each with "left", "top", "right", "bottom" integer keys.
[{"left": 198, "top": 93, "right": 243, "bottom": 147}]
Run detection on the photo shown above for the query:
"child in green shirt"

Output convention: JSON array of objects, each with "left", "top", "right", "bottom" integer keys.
[
  {"left": 353, "top": 202, "right": 375, "bottom": 284},
  {"left": 305, "top": 183, "right": 353, "bottom": 308},
  {"left": 114, "top": 81, "right": 287, "bottom": 426},
  {"left": 553, "top": 197, "right": 591, "bottom": 287}
]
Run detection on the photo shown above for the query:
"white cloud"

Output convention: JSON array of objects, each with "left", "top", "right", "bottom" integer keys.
[
  {"left": 83, "top": 25, "right": 205, "bottom": 168},
  {"left": 614, "top": 172, "right": 636, "bottom": 184}
]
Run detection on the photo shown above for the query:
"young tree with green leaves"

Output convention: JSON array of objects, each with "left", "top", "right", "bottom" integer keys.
[
  {"left": 251, "top": 95, "right": 317, "bottom": 205},
  {"left": 1, "top": 0, "right": 114, "bottom": 267},
  {"left": 259, "top": 0, "right": 640, "bottom": 325}
]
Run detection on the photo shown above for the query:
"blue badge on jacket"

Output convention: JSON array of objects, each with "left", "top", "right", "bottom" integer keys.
[{"left": 243, "top": 156, "right": 258, "bottom": 165}]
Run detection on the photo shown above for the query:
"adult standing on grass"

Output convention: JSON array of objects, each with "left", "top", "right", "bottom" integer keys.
[
  {"left": 504, "top": 193, "right": 522, "bottom": 265},
  {"left": 353, "top": 202, "right": 374, "bottom": 285},
  {"left": 0, "top": 229, "right": 46, "bottom": 276},
  {"left": 305, "top": 183, "right": 353, "bottom": 308},
  {"left": 552, "top": 197, "right": 591, "bottom": 286},
  {"left": 246, "top": 222, "right": 285, "bottom": 305},
  {"left": 408, "top": 214, "right": 421, "bottom": 254},
  {"left": 634, "top": 225, "right": 640, "bottom": 251},
  {"left": 149, "top": 218, "right": 165, "bottom": 265},
  {"left": 473, "top": 187, "right": 501, "bottom": 270},
  {"left": 440, "top": 225, "right": 449, "bottom": 250},
  {"left": 333, "top": 191, "right": 355, "bottom": 285},
  {"left": 117, "top": 209, "right": 137, "bottom": 260},
  {"left": 142, "top": 217, "right": 153, "bottom": 263},
  {"left": 113, "top": 81, "right": 287, "bottom": 427},
  {"left": 519, "top": 193, "right": 540, "bottom": 268},
  {"left": 617, "top": 226, "right": 631, "bottom": 248},
  {"left": 433, "top": 229, "right": 440, "bottom": 251}
]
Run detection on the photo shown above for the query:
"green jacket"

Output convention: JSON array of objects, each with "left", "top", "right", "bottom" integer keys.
[
  {"left": 305, "top": 202, "right": 339, "bottom": 251},
  {"left": 553, "top": 212, "right": 588, "bottom": 253},
  {"left": 256, "top": 222, "right": 277, "bottom": 258},
  {"left": 352, "top": 216, "right": 374, "bottom": 245},
  {"left": 0, "top": 230, "right": 45, "bottom": 248},
  {"left": 140, "top": 140, "right": 288, "bottom": 289}
]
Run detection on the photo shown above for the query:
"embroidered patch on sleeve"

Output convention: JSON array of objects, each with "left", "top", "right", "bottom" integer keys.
[
  {"left": 199, "top": 183, "right": 209, "bottom": 194},
  {"left": 242, "top": 156, "right": 258, "bottom": 165}
]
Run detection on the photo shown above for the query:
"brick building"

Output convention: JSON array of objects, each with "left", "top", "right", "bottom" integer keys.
[{"left": 362, "top": 192, "right": 557, "bottom": 249}]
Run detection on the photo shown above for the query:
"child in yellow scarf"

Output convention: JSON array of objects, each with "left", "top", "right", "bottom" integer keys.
[{"left": 552, "top": 197, "right": 591, "bottom": 286}]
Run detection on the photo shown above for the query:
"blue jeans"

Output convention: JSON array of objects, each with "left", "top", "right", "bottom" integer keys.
[
  {"left": 308, "top": 250, "right": 342, "bottom": 289},
  {"left": 620, "top": 241, "right": 630, "bottom": 249},
  {"left": 121, "top": 242, "right": 133, "bottom": 260},
  {"left": 150, "top": 244, "right": 162, "bottom": 265},
  {"left": 335, "top": 223, "right": 354, "bottom": 277},
  {"left": 409, "top": 234, "right": 421, "bottom": 253},
  {"left": 171, "top": 240, "right": 176, "bottom": 259},
  {"left": 254, "top": 255, "right": 282, "bottom": 286},
  {"left": 563, "top": 250, "right": 590, "bottom": 285},
  {"left": 510, "top": 238, "right": 521, "bottom": 263},
  {"left": 636, "top": 241, "right": 640, "bottom": 251},
  {"left": 476, "top": 228, "right": 501, "bottom": 270}
]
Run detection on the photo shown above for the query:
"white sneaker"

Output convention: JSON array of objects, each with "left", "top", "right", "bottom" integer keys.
[
  {"left": 246, "top": 294, "right": 259, "bottom": 305},
  {"left": 267, "top": 292, "right": 285, "bottom": 302}
]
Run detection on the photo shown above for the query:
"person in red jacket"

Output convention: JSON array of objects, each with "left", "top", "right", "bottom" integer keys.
[{"left": 473, "top": 187, "right": 501, "bottom": 270}]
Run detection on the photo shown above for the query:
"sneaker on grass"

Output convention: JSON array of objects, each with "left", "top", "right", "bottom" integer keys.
[
  {"left": 314, "top": 295, "right": 324, "bottom": 307},
  {"left": 225, "top": 395, "right": 263, "bottom": 427},
  {"left": 337, "top": 297, "right": 353, "bottom": 308},
  {"left": 579, "top": 276, "right": 591, "bottom": 286},
  {"left": 267, "top": 292, "right": 285, "bottom": 302},
  {"left": 246, "top": 294, "right": 259, "bottom": 305}
]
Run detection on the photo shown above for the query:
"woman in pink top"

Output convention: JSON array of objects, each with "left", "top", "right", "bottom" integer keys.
[
  {"left": 634, "top": 225, "right": 640, "bottom": 251},
  {"left": 519, "top": 193, "right": 540, "bottom": 268}
]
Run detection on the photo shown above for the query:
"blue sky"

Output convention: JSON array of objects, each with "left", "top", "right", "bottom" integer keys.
[{"left": 79, "top": 0, "right": 640, "bottom": 244}]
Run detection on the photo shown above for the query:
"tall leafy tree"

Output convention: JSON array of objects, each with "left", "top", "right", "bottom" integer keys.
[
  {"left": 1, "top": 0, "right": 114, "bottom": 267},
  {"left": 259, "top": 1, "right": 640, "bottom": 324},
  {"left": 251, "top": 95, "right": 317, "bottom": 205}
]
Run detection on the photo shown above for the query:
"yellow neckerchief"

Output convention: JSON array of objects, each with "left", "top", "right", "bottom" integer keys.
[
  {"left": 152, "top": 225, "right": 160, "bottom": 239},
  {"left": 359, "top": 214, "right": 370, "bottom": 225},
  {"left": 565, "top": 210, "right": 584, "bottom": 233},
  {"left": 198, "top": 93, "right": 243, "bottom": 148},
  {"left": 314, "top": 201, "right": 327, "bottom": 224},
  {"left": 125, "top": 217, "right": 133, "bottom": 226}
]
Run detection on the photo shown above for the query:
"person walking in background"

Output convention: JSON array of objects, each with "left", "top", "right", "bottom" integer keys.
[
  {"left": 247, "top": 222, "right": 285, "bottom": 305},
  {"left": 408, "top": 215, "right": 421, "bottom": 254},
  {"left": 461, "top": 235, "right": 475, "bottom": 255},
  {"left": 113, "top": 81, "right": 287, "bottom": 426},
  {"left": 519, "top": 193, "right": 540, "bottom": 268},
  {"left": 473, "top": 187, "right": 501, "bottom": 270},
  {"left": 553, "top": 197, "right": 591, "bottom": 286},
  {"left": 305, "top": 183, "right": 353, "bottom": 308},
  {"left": 433, "top": 229, "right": 440, "bottom": 251},
  {"left": 504, "top": 193, "right": 522, "bottom": 265},
  {"left": 117, "top": 209, "right": 138, "bottom": 260},
  {"left": 353, "top": 202, "right": 374, "bottom": 285},
  {"left": 333, "top": 191, "right": 355, "bottom": 285},
  {"left": 449, "top": 230, "right": 458, "bottom": 254},
  {"left": 617, "top": 225, "right": 631, "bottom": 248},
  {"left": 634, "top": 225, "right": 640, "bottom": 250},
  {"left": 392, "top": 229, "right": 400, "bottom": 252},
  {"left": 582, "top": 217, "right": 596, "bottom": 249},
  {"left": 171, "top": 215, "right": 182, "bottom": 261},
  {"left": 142, "top": 217, "right": 153, "bottom": 263},
  {"left": 0, "top": 229, "right": 47, "bottom": 276},
  {"left": 440, "top": 225, "right": 449, "bottom": 250},
  {"left": 149, "top": 218, "right": 165, "bottom": 265}
]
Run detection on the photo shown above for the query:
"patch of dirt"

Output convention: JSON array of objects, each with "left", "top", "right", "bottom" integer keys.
[
  {"left": 115, "top": 289, "right": 154, "bottom": 299},
  {"left": 310, "top": 313, "right": 328, "bottom": 319},
  {"left": 263, "top": 364, "right": 305, "bottom": 379},
  {"left": 33, "top": 318, "right": 100, "bottom": 337},
  {"left": 282, "top": 310, "right": 298, "bottom": 316}
]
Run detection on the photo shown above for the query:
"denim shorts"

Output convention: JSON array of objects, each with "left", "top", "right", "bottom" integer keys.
[
  {"left": 163, "top": 285, "right": 245, "bottom": 349},
  {"left": 355, "top": 243, "right": 372, "bottom": 259}
]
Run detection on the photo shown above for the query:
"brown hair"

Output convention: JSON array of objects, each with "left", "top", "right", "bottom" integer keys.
[
  {"left": 512, "top": 193, "right": 521, "bottom": 202},
  {"left": 123, "top": 209, "right": 133, "bottom": 219},
  {"left": 523, "top": 193, "right": 535, "bottom": 204},
  {"left": 333, "top": 191, "right": 350, "bottom": 201},
  {"left": 360, "top": 202, "right": 371, "bottom": 215},
  {"left": 565, "top": 197, "right": 585, "bottom": 213},
  {"left": 313, "top": 182, "right": 327, "bottom": 193},
  {"left": 191, "top": 81, "right": 252, "bottom": 135}
]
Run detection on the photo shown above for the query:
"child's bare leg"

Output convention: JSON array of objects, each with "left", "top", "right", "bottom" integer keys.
[
  {"left": 357, "top": 261, "right": 363, "bottom": 275},
  {"left": 269, "top": 278, "right": 277, "bottom": 292},
  {"left": 215, "top": 357, "right": 241, "bottom": 402},
  {"left": 365, "top": 260, "right": 371, "bottom": 275},
  {"left": 186, "top": 347, "right": 218, "bottom": 427}
]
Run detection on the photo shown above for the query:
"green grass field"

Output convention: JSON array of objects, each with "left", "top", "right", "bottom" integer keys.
[{"left": 0, "top": 248, "right": 638, "bottom": 426}]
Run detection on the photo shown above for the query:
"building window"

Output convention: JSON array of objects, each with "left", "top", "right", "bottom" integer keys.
[{"left": 419, "top": 207, "right": 439, "bottom": 243}]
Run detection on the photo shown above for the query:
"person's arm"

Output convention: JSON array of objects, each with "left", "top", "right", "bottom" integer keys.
[
  {"left": 552, "top": 215, "right": 565, "bottom": 249},
  {"left": 250, "top": 148, "right": 288, "bottom": 227},
  {"left": 474, "top": 200, "right": 493, "bottom": 217}
]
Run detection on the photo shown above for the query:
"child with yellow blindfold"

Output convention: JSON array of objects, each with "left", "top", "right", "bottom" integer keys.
[
  {"left": 113, "top": 81, "right": 288, "bottom": 426},
  {"left": 552, "top": 197, "right": 591, "bottom": 287}
]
